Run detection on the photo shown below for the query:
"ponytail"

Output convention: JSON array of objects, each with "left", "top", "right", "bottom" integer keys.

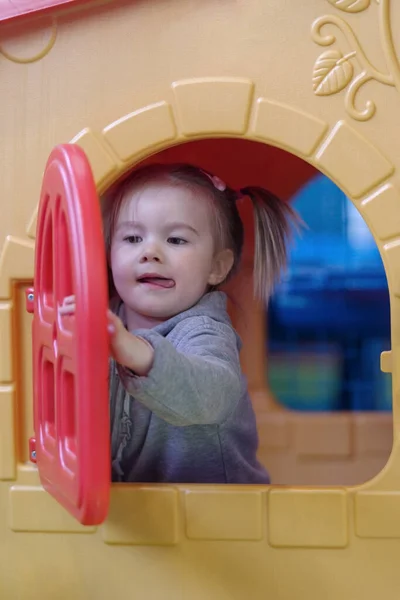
[{"left": 240, "top": 187, "right": 300, "bottom": 302}]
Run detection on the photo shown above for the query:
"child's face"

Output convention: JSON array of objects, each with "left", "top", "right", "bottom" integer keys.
[{"left": 110, "top": 181, "right": 232, "bottom": 328}]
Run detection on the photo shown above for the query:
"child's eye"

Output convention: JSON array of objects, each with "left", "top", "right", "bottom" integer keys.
[
  {"left": 168, "top": 237, "right": 187, "bottom": 245},
  {"left": 123, "top": 235, "right": 141, "bottom": 243}
]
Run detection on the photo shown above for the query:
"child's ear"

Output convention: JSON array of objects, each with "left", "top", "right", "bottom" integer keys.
[{"left": 208, "top": 249, "right": 234, "bottom": 286}]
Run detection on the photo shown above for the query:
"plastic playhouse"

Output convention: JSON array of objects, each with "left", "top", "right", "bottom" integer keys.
[{"left": 1, "top": 1, "right": 400, "bottom": 599}]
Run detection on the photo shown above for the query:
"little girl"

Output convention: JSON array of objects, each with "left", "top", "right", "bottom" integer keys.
[{"left": 63, "top": 163, "right": 297, "bottom": 484}]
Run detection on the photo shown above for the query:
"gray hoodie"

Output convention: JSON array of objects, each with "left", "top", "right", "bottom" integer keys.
[{"left": 110, "top": 291, "right": 270, "bottom": 484}]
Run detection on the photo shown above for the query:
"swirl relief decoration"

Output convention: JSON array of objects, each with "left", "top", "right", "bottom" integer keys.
[{"left": 0, "top": 16, "right": 57, "bottom": 64}]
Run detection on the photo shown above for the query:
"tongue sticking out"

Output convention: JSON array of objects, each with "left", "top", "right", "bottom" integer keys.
[{"left": 140, "top": 277, "right": 175, "bottom": 288}]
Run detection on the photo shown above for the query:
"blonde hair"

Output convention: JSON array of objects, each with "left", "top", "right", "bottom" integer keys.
[{"left": 101, "top": 163, "right": 299, "bottom": 302}]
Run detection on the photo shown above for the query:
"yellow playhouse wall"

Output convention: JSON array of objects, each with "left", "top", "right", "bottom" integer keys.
[{"left": 1, "top": 1, "right": 400, "bottom": 598}]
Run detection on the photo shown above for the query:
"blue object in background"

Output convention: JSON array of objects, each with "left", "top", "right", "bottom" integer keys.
[
  {"left": 268, "top": 341, "right": 343, "bottom": 412},
  {"left": 267, "top": 174, "right": 392, "bottom": 412}
]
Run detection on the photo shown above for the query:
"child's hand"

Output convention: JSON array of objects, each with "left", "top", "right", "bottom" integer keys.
[
  {"left": 59, "top": 295, "right": 76, "bottom": 315},
  {"left": 107, "top": 310, "right": 153, "bottom": 375},
  {"left": 58, "top": 296, "right": 153, "bottom": 375}
]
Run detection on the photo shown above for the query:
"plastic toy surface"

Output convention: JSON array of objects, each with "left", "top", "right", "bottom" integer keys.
[
  {"left": 32, "top": 144, "right": 110, "bottom": 524},
  {"left": 1, "top": 1, "right": 400, "bottom": 599}
]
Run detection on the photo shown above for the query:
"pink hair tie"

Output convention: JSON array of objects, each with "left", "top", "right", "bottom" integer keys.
[
  {"left": 210, "top": 175, "right": 226, "bottom": 192},
  {"left": 199, "top": 169, "right": 226, "bottom": 192}
]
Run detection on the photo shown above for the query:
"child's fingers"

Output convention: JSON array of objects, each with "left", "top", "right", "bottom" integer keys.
[
  {"left": 59, "top": 303, "right": 76, "bottom": 315},
  {"left": 107, "top": 309, "right": 121, "bottom": 324},
  {"left": 58, "top": 303, "right": 123, "bottom": 338},
  {"left": 58, "top": 295, "right": 76, "bottom": 315},
  {"left": 58, "top": 302, "right": 123, "bottom": 342},
  {"left": 107, "top": 309, "right": 123, "bottom": 335}
]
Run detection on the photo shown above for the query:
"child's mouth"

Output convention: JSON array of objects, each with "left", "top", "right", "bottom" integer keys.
[{"left": 137, "top": 276, "right": 175, "bottom": 289}]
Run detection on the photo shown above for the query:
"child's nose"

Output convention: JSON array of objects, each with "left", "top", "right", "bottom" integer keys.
[
  {"left": 141, "top": 253, "right": 160, "bottom": 262},
  {"left": 139, "top": 244, "right": 162, "bottom": 262}
]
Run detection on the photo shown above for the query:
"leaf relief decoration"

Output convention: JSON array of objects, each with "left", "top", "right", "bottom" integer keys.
[
  {"left": 313, "top": 50, "right": 355, "bottom": 95},
  {"left": 311, "top": 0, "right": 397, "bottom": 121},
  {"left": 327, "top": 0, "right": 371, "bottom": 12}
]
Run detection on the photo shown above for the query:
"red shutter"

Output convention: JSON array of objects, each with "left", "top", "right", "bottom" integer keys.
[{"left": 32, "top": 144, "right": 110, "bottom": 525}]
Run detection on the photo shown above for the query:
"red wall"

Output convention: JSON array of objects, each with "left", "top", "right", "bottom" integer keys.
[
  {"left": 142, "top": 138, "right": 316, "bottom": 233},
  {"left": 143, "top": 138, "right": 316, "bottom": 200}
]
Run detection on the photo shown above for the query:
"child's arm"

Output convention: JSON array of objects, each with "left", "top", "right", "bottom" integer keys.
[
  {"left": 60, "top": 296, "right": 242, "bottom": 426},
  {"left": 117, "top": 319, "right": 242, "bottom": 427}
]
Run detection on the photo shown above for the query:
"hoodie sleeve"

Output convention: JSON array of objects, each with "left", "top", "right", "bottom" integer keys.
[{"left": 117, "top": 320, "right": 242, "bottom": 426}]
